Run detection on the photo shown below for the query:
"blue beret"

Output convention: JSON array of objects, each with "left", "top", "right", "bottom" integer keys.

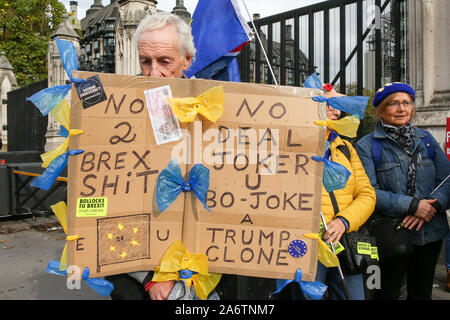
[{"left": 373, "top": 82, "right": 415, "bottom": 107}]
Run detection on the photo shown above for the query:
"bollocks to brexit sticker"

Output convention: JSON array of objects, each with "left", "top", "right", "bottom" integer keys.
[
  {"left": 74, "top": 75, "right": 107, "bottom": 109},
  {"left": 76, "top": 197, "right": 108, "bottom": 217}
]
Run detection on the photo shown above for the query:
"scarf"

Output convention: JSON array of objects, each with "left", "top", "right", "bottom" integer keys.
[{"left": 381, "top": 121, "right": 417, "bottom": 196}]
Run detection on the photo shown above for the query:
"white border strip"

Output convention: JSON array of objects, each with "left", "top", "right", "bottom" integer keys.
[{"left": 231, "top": 0, "right": 253, "bottom": 38}]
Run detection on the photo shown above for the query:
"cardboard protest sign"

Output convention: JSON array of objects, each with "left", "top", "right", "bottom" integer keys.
[{"left": 67, "top": 71, "right": 325, "bottom": 282}]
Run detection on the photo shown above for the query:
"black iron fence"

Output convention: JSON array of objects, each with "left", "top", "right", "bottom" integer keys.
[
  {"left": 238, "top": 0, "right": 408, "bottom": 95},
  {"left": 0, "top": 79, "right": 67, "bottom": 218},
  {"left": 6, "top": 79, "right": 48, "bottom": 151},
  {"left": 0, "top": 152, "right": 67, "bottom": 218}
]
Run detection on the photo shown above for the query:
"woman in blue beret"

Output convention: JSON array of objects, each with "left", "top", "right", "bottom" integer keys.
[{"left": 356, "top": 82, "right": 450, "bottom": 300}]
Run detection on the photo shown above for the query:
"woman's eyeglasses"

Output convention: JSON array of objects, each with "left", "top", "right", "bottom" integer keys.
[
  {"left": 326, "top": 104, "right": 336, "bottom": 111},
  {"left": 387, "top": 101, "right": 413, "bottom": 108}
]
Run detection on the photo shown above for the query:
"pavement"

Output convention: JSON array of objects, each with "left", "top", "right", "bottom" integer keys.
[
  {"left": 0, "top": 215, "right": 449, "bottom": 300},
  {"left": 434, "top": 243, "right": 450, "bottom": 300},
  {"left": 0, "top": 215, "right": 109, "bottom": 300}
]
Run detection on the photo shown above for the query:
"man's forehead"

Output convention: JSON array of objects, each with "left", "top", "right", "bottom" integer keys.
[{"left": 138, "top": 24, "right": 179, "bottom": 47}]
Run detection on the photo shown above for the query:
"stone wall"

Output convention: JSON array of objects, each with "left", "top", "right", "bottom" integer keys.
[
  {"left": 409, "top": 0, "right": 450, "bottom": 148},
  {"left": 0, "top": 52, "right": 18, "bottom": 151},
  {"left": 46, "top": 14, "right": 80, "bottom": 152},
  {"left": 115, "top": 0, "right": 157, "bottom": 76}
]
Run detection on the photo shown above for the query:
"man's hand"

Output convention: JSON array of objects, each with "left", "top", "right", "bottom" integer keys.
[
  {"left": 323, "top": 218, "right": 346, "bottom": 245},
  {"left": 148, "top": 281, "right": 175, "bottom": 300},
  {"left": 414, "top": 199, "right": 437, "bottom": 222}
]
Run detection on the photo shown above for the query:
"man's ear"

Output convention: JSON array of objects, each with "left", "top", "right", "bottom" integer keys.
[{"left": 183, "top": 55, "right": 193, "bottom": 71}]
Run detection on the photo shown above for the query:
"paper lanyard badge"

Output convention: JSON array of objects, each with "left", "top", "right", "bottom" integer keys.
[{"left": 319, "top": 221, "right": 345, "bottom": 254}]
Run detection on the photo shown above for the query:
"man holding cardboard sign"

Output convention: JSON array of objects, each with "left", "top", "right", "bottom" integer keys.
[
  {"left": 68, "top": 11, "right": 324, "bottom": 301},
  {"left": 105, "top": 12, "right": 195, "bottom": 300}
]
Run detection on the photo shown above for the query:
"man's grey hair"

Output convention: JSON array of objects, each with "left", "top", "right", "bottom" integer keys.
[{"left": 135, "top": 12, "right": 196, "bottom": 59}]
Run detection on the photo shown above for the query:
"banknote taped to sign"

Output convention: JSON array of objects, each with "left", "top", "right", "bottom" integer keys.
[{"left": 67, "top": 71, "right": 326, "bottom": 282}]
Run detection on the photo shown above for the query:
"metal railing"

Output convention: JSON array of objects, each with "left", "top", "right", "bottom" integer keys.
[
  {"left": 0, "top": 159, "right": 67, "bottom": 219},
  {"left": 239, "top": 0, "right": 408, "bottom": 94},
  {"left": 6, "top": 79, "right": 48, "bottom": 152}
]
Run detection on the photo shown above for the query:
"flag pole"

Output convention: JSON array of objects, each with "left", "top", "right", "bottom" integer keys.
[
  {"left": 430, "top": 173, "right": 450, "bottom": 195},
  {"left": 320, "top": 211, "right": 353, "bottom": 300},
  {"left": 240, "top": 0, "right": 279, "bottom": 86}
]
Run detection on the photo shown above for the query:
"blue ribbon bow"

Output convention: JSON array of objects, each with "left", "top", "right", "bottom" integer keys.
[
  {"left": 304, "top": 72, "right": 323, "bottom": 90},
  {"left": 303, "top": 72, "right": 369, "bottom": 119},
  {"left": 27, "top": 84, "right": 72, "bottom": 116},
  {"left": 156, "top": 159, "right": 211, "bottom": 213},
  {"left": 58, "top": 125, "right": 69, "bottom": 138},
  {"left": 46, "top": 260, "right": 114, "bottom": 297},
  {"left": 273, "top": 269, "right": 327, "bottom": 300},
  {"left": 31, "top": 150, "right": 84, "bottom": 191},
  {"left": 312, "top": 96, "right": 369, "bottom": 120},
  {"left": 27, "top": 39, "right": 84, "bottom": 116}
]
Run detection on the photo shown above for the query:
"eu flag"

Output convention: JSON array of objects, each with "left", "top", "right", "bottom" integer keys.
[{"left": 185, "top": 0, "right": 252, "bottom": 82}]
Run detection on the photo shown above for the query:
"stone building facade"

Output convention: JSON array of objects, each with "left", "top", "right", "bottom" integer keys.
[
  {"left": 78, "top": 0, "right": 191, "bottom": 76},
  {"left": 0, "top": 53, "right": 18, "bottom": 150},
  {"left": 409, "top": 0, "right": 450, "bottom": 147}
]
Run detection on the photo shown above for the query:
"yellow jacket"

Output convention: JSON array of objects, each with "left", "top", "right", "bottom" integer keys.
[{"left": 321, "top": 134, "right": 376, "bottom": 232}]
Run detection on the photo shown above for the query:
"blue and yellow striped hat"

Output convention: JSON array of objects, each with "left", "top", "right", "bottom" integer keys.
[{"left": 373, "top": 82, "right": 415, "bottom": 107}]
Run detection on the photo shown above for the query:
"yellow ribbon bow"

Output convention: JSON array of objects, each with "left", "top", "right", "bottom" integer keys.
[
  {"left": 41, "top": 99, "right": 83, "bottom": 168},
  {"left": 166, "top": 85, "right": 224, "bottom": 123},
  {"left": 152, "top": 240, "right": 222, "bottom": 300},
  {"left": 304, "top": 233, "right": 340, "bottom": 268},
  {"left": 314, "top": 115, "right": 360, "bottom": 138},
  {"left": 50, "top": 201, "right": 80, "bottom": 271}
]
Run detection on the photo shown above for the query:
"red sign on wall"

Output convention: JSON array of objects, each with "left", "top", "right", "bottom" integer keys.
[{"left": 446, "top": 117, "right": 450, "bottom": 161}]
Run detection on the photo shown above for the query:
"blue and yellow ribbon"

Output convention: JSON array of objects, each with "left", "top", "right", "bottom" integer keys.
[
  {"left": 26, "top": 39, "right": 85, "bottom": 190},
  {"left": 303, "top": 72, "right": 369, "bottom": 120},
  {"left": 50, "top": 201, "right": 79, "bottom": 271},
  {"left": 40, "top": 99, "right": 83, "bottom": 168},
  {"left": 273, "top": 269, "right": 327, "bottom": 300},
  {"left": 152, "top": 240, "right": 221, "bottom": 300},
  {"left": 312, "top": 95, "right": 369, "bottom": 120},
  {"left": 31, "top": 150, "right": 84, "bottom": 191}
]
